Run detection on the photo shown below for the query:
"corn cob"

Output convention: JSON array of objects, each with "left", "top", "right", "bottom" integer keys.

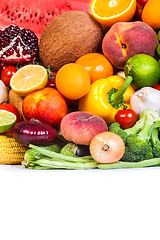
[{"left": 0, "top": 135, "right": 28, "bottom": 165}]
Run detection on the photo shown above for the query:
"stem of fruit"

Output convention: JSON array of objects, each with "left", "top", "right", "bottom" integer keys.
[{"left": 111, "top": 75, "right": 133, "bottom": 103}]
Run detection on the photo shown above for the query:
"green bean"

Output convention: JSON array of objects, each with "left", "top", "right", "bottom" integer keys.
[{"left": 97, "top": 158, "right": 160, "bottom": 170}]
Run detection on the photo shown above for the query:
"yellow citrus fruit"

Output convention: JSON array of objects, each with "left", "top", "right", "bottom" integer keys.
[
  {"left": 10, "top": 65, "right": 48, "bottom": 96},
  {"left": 91, "top": 0, "right": 136, "bottom": 28},
  {"left": 142, "top": 0, "right": 160, "bottom": 29},
  {"left": 75, "top": 53, "right": 113, "bottom": 83}
]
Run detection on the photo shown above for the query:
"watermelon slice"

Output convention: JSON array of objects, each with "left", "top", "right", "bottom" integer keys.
[{"left": 0, "top": 0, "right": 92, "bottom": 38}]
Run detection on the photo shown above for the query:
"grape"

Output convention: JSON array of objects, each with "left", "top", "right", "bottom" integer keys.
[
  {"left": 158, "top": 31, "right": 160, "bottom": 42},
  {"left": 157, "top": 43, "right": 160, "bottom": 56}
]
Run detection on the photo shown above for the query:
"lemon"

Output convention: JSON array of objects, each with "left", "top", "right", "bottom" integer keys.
[
  {"left": 0, "top": 110, "right": 16, "bottom": 133},
  {"left": 124, "top": 54, "right": 160, "bottom": 89},
  {"left": 10, "top": 65, "right": 48, "bottom": 96}
]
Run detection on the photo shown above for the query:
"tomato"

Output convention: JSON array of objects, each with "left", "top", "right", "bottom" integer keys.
[
  {"left": 115, "top": 108, "right": 138, "bottom": 129},
  {"left": 0, "top": 103, "right": 21, "bottom": 122},
  {"left": 1, "top": 65, "right": 17, "bottom": 87},
  {"left": 46, "top": 71, "right": 57, "bottom": 88},
  {"left": 0, "top": 61, "right": 9, "bottom": 74},
  {"left": 153, "top": 83, "right": 160, "bottom": 91}
]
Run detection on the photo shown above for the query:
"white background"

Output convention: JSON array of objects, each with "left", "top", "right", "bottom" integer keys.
[{"left": 0, "top": 165, "right": 160, "bottom": 240}]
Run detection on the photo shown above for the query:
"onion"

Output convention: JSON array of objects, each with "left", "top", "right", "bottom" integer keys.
[{"left": 11, "top": 120, "right": 57, "bottom": 146}]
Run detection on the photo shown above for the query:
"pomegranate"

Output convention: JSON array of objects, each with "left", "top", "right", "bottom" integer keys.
[{"left": 0, "top": 24, "right": 38, "bottom": 63}]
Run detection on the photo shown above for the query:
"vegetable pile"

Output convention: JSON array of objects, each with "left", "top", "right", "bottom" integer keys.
[{"left": 0, "top": 0, "right": 160, "bottom": 170}]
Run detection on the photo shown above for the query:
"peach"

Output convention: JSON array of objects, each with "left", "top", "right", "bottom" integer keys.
[
  {"left": 102, "top": 21, "right": 158, "bottom": 69},
  {"left": 60, "top": 111, "right": 108, "bottom": 145}
]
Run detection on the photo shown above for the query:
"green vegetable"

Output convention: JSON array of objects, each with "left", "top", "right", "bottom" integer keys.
[
  {"left": 109, "top": 108, "right": 160, "bottom": 162},
  {"left": 22, "top": 144, "right": 97, "bottom": 170},
  {"left": 150, "top": 121, "right": 160, "bottom": 158},
  {"left": 97, "top": 158, "right": 160, "bottom": 170}
]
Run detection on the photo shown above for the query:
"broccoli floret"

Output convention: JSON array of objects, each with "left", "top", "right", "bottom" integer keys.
[
  {"left": 109, "top": 122, "right": 128, "bottom": 144},
  {"left": 109, "top": 109, "right": 160, "bottom": 162},
  {"left": 121, "top": 146, "right": 153, "bottom": 162}
]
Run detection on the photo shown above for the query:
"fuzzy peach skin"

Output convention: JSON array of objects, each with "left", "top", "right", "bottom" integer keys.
[
  {"left": 60, "top": 111, "right": 108, "bottom": 145},
  {"left": 102, "top": 21, "right": 158, "bottom": 69}
]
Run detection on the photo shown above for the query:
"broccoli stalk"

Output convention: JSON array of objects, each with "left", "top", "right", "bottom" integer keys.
[{"left": 150, "top": 121, "right": 160, "bottom": 158}]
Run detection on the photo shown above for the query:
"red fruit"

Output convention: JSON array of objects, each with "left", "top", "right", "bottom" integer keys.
[
  {"left": 0, "top": 25, "right": 38, "bottom": 63},
  {"left": 22, "top": 87, "right": 68, "bottom": 128},
  {"left": 134, "top": 0, "right": 149, "bottom": 20},
  {"left": 0, "top": 0, "right": 92, "bottom": 38},
  {"left": 0, "top": 61, "right": 9, "bottom": 75},
  {"left": 115, "top": 109, "right": 138, "bottom": 129},
  {"left": 1, "top": 65, "right": 17, "bottom": 87}
]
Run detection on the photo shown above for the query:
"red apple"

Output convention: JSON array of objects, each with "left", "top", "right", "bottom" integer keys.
[{"left": 22, "top": 87, "right": 68, "bottom": 128}]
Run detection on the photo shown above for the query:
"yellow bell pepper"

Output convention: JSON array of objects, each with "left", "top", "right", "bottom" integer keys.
[{"left": 79, "top": 75, "right": 135, "bottom": 125}]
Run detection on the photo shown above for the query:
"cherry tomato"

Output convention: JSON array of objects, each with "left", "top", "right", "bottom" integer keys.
[
  {"left": 1, "top": 65, "right": 17, "bottom": 87},
  {"left": 115, "top": 108, "right": 138, "bottom": 129},
  {"left": 46, "top": 71, "right": 57, "bottom": 88},
  {"left": 153, "top": 84, "right": 160, "bottom": 91},
  {"left": 0, "top": 61, "right": 9, "bottom": 74}
]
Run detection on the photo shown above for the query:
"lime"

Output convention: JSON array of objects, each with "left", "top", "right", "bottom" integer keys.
[
  {"left": 0, "top": 110, "right": 16, "bottom": 133},
  {"left": 124, "top": 54, "right": 160, "bottom": 89}
]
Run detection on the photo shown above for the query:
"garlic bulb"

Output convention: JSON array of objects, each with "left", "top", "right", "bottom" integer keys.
[
  {"left": 130, "top": 87, "right": 160, "bottom": 115},
  {"left": 115, "top": 70, "right": 126, "bottom": 79},
  {"left": 0, "top": 80, "right": 8, "bottom": 103}
]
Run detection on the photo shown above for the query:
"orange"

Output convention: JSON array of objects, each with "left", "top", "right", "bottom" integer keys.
[
  {"left": 10, "top": 65, "right": 48, "bottom": 97},
  {"left": 91, "top": 0, "right": 136, "bottom": 28},
  {"left": 56, "top": 63, "right": 91, "bottom": 100},
  {"left": 142, "top": 0, "right": 160, "bottom": 29},
  {"left": 75, "top": 53, "right": 113, "bottom": 83}
]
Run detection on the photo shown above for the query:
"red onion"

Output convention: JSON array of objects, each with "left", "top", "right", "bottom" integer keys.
[{"left": 11, "top": 120, "right": 57, "bottom": 145}]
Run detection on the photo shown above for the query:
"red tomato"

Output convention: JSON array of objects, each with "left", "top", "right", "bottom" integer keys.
[
  {"left": 1, "top": 65, "right": 17, "bottom": 87},
  {"left": 0, "top": 103, "right": 21, "bottom": 122},
  {"left": 0, "top": 61, "right": 9, "bottom": 74},
  {"left": 153, "top": 84, "right": 160, "bottom": 91},
  {"left": 46, "top": 71, "right": 57, "bottom": 88},
  {"left": 115, "top": 109, "right": 138, "bottom": 129}
]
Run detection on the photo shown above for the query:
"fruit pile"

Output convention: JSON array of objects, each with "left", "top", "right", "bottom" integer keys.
[{"left": 0, "top": 0, "right": 160, "bottom": 170}]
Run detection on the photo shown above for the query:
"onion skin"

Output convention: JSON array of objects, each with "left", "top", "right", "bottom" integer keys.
[{"left": 11, "top": 120, "right": 57, "bottom": 146}]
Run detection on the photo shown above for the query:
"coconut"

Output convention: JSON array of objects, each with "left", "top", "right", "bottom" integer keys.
[{"left": 38, "top": 11, "right": 104, "bottom": 72}]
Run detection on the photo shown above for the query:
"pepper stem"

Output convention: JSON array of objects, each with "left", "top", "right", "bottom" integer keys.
[{"left": 111, "top": 75, "right": 133, "bottom": 103}]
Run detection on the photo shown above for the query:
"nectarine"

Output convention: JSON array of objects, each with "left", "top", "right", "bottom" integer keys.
[{"left": 22, "top": 87, "right": 68, "bottom": 128}]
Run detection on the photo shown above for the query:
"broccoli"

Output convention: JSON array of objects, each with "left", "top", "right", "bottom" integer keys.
[
  {"left": 109, "top": 108, "right": 160, "bottom": 162},
  {"left": 108, "top": 122, "right": 128, "bottom": 144},
  {"left": 121, "top": 146, "right": 153, "bottom": 162},
  {"left": 150, "top": 121, "right": 160, "bottom": 158}
]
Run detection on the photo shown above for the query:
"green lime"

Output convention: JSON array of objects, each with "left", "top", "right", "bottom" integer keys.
[
  {"left": 0, "top": 110, "right": 16, "bottom": 133},
  {"left": 124, "top": 54, "right": 160, "bottom": 89}
]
